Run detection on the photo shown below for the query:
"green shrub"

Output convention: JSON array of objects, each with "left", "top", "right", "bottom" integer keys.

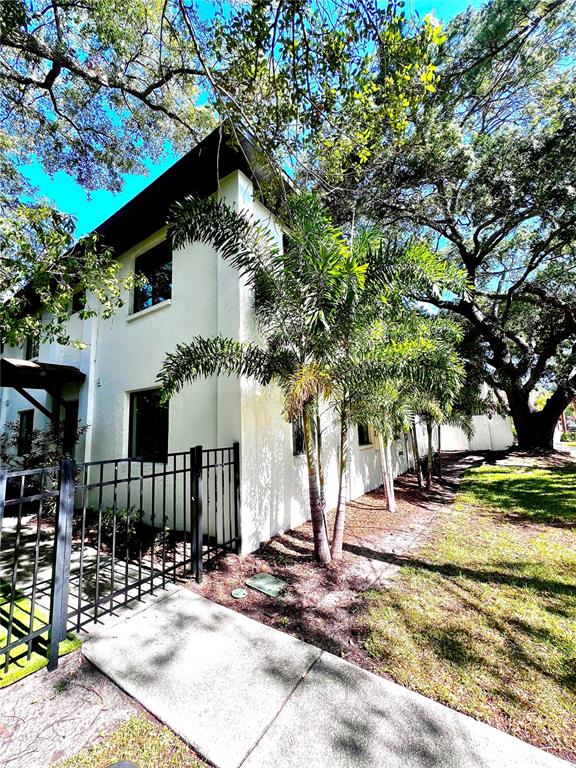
[
  {"left": 100, "top": 505, "right": 137, "bottom": 544},
  {"left": 560, "top": 431, "right": 576, "bottom": 442}
]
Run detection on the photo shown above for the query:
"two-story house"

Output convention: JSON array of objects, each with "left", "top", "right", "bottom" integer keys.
[{"left": 0, "top": 127, "right": 514, "bottom": 554}]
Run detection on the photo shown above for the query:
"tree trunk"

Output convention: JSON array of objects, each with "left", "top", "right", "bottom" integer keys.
[
  {"left": 403, "top": 431, "right": 410, "bottom": 472},
  {"left": 316, "top": 403, "right": 326, "bottom": 508},
  {"left": 382, "top": 435, "right": 397, "bottom": 513},
  {"left": 437, "top": 424, "right": 442, "bottom": 479},
  {"left": 506, "top": 385, "right": 573, "bottom": 452},
  {"left": 411, "top": 423, "right": 423, "bottom": 489},
  {"left": 303, "top": 403, "right": 331, "bottom": 563},
  {"left": 331, "top": 403, "right": 348, "bottom": 560},
  {"left": 426, "top": 420, "right": 433, "bottom": 491}
]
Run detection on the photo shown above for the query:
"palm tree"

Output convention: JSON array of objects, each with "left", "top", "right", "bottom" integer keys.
[
  {"left": 160, "top": 193, "right": 468, "bottom": 561},
  {"left": 159, "top": 192, "right": 368, "bottom": 563},
  {"left": 404, "top": 319, "right": 467, "bottom": 490}
]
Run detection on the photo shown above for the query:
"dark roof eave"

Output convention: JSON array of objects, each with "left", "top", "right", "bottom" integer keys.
[
  {"left": 1, "top": 358, "right": 86, "bottom": 390},
  {"left": 94, "top": 125, "right": 276, "bottom": 255}
]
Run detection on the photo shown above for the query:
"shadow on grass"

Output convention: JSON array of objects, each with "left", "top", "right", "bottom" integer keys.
[
  {"left": 459, "top": 464, "right": 576, "bottom": 527},
  {"left": 343, "top": 541, "right": 576, "bottom": 597}
]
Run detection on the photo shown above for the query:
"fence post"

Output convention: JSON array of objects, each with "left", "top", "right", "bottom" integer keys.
[
  {"left": 232, "top": 442, "right": 241, "bottom": 554},
  {"left": 0, "top": 468, "right": 6, "bottom": 549},
  {"left": 48, "top": 458, "right": 75, "bottom": 672},
  {"left": 191, "top": 445, "right": 203, "bottom": 584}
]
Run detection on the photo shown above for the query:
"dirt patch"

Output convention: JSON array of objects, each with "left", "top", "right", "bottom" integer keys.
[
  {"left": 186, "top": 453, "right": 479, "bottom": 668},
  {"left": 0, "top": 650, "right": 144, "bottom": 768}
]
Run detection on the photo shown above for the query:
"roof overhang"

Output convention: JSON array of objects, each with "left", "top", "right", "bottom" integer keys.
[
  {"left": 95, "top": 124, "right": 283, "bottom": 255},
  {"left": 0, "top": 358, "right": 85, "bottom": 390},
  {"left": 14, "top": 123, "right": 289, "bottom": 317}
]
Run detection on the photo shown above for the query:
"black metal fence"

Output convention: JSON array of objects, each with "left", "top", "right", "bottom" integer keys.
[{"left": 0, "top": 443, "right": 240, "bottom": 676}]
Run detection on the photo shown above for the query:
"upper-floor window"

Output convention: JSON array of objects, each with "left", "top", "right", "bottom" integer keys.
[
  {"left": 133, "top": 240, "right": 172, "bottom": 314},
  {"left": 72, "top": 290, "right": 86, "bottom": 314},
  {"left": 128, "top": 388, "right": 169, "bottom": 461},
  {"left": 357, "top": 423, "right": 372, "bottom": 447},
  {"left": 25, "top": 336, "right": 39, "bottom": 360}
]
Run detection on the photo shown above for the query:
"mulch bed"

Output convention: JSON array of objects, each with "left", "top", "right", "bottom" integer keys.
[{"left": 186, "top": 462, "right": 465, "bottom": 669}]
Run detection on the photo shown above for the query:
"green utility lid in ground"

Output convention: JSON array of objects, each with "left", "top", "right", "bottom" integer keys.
[{"left": 245, "top": 572, "right": 287, "bottom": 598}]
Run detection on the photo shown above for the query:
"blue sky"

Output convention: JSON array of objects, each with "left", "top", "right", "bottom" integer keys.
[{"left": 21, "top": 0, "right": 478, "bottom": 237}]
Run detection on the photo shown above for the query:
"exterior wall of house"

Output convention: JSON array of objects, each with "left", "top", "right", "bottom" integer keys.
[
  {"left": 226, "top": 172, "right": 386, "bottom": 553},
  {"left": 0, "top": 164, "right": 516, "bottom": 555},
  {"left": 86, "top": 228, "right": 221, "bottom": 463}
]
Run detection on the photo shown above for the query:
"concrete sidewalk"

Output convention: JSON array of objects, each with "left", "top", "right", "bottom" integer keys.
[{"left": 83, "top": 587, "right": 573, "bottom": 768}]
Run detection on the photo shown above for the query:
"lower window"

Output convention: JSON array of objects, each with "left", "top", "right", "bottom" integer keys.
[
  {"left": 357, "top": 423, "right": 372, "bottom": 447},
  {"left": 128, "top": 389, "right": 168, "bottom": 460},
  {"left": 292, "top": 415, "right": 305, "bottom": 456},
  {"left": 18, "top": 410, "right": 34, "bottom": 456}
]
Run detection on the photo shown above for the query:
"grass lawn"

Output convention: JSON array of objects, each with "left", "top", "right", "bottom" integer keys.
[
  {"left": 363, "top": 459, "right": 576, "bottom": 760},
  {"left": 53, "top": 713, "right": 205, "bottom": 768},
  {"left": 0, "top": 580, "right": 80, "bottom": 688}
]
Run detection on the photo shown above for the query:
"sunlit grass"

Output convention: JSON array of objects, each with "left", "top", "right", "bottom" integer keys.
[
  {"left": 53, "top": 714, "right": 205, "bottom": 768},
  {"left": 363, "top": 462, "right": 576, "bottom": 759},
  {"left": 0, "top": 580, "right": 80, "bottom": 688}
]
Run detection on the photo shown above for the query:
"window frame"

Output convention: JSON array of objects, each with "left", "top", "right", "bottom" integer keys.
[
  {"left": 71, "top": 290, "right": 86, "bottom": 315},
  {"left": 24, "top": 336, "right": 39, "bottom": 360},
  {"left": 357, "top": 422, "right": 372, "bottom": 448},
  {"left": 17, "top": 410, "right": 34, "bottom": 456},
  {"left": 132, "top": 240, "right": 173, "bottom": 315},
  {"left": 128, "top": 388, "right": 169, "bottom": 462}
]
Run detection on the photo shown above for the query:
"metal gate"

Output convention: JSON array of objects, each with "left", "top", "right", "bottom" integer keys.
[{"left": 0, "top": 443, "right": 240, "bottom": 676}]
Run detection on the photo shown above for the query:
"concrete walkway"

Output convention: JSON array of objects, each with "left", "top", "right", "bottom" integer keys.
[{"left": 83, "top": 587, "right": 573, "bottom": 768}]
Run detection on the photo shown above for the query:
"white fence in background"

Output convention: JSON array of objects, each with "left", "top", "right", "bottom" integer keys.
[
  {"left": 439, "top": 414, "right": 514, "bottom": 453},
  {"left": 387, "top": 414, "right": 514, "bottom": 479}
]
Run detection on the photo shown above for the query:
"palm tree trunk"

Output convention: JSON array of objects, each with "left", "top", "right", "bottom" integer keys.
[
  {"left": 426, "top": 420, "right": 433, "bottom": 491},
  {"left": 382, "top": 440, "right": 397, "bottom": 514},
  {"left": 411, "top": 423, "right": 423, "bottom": 489},
  {"left": 437, "top": 424, "right": 442, "bottom": 479},
  {"left": 316, "top": 402, "right": 325, "bottom": 508},
  {"left": 377, "top": 432, "right": 390, "bottom": 504},
  {"left": 303, "top": 402, "right": 331, "bottom": 563},
  {"left": 378, "top": 434, "right": 397, "bottom": 513},
  {"left": 331, "top": 402, "right": 348, "bottom": 560}
]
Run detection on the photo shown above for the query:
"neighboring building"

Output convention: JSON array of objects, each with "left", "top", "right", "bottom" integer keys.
[{"left": 0, "top": 127, "right": 514, "bottom": 554}]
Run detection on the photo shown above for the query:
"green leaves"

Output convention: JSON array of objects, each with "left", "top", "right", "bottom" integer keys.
[
  {"left": 162, "top": 189, "right": 467, "bottom": 444},
  {"left": 0, "top": 0, "right": 27, "bottom": 34},
  {"left": 158, "top": 335, "right": 295, "bottom": 401},
  {"left": 0, "top": 203, "right": 133, "bottom": 347}
]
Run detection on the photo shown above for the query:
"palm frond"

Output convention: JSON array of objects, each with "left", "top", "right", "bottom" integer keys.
[
  {"left": 283, "top": 363, "right": 332, "bottom": 421},
  {"left": 158, "top": 335, "right": 293, "bottom": 400},
  {"left": 168, "top": 196, "right": 281, "bottom": 289}
]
